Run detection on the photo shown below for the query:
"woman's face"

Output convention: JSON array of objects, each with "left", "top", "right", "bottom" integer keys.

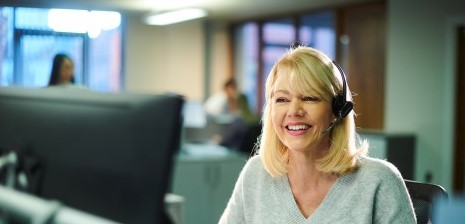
[
  {"left": 271, "top": 70, "right": 334, "bottom": 154},
  {"left": 59, "top": 58, "right": 74, "bottom": 83}
]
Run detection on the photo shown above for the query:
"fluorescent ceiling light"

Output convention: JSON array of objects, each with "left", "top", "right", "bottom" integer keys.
[
  {"left": 48, "top": 9, "right": 121, "bottom": 38},
  {"left": 48, "top": 9, "right": 89, "bottom": 33},
  {"left": 144, "top": 8, "right": 208, "bottom": 26}
]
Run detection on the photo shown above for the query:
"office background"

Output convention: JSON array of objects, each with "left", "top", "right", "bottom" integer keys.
[
  {"left": 124, "top": 0, "right": 465, "bottom": 193},
  {"left": 1, "top": 0, "right": 464, "bottom": 194}
]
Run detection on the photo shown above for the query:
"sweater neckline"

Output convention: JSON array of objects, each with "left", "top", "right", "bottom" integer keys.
[{"left": 274, "top": 171, "right": 353, "bottom": 222}]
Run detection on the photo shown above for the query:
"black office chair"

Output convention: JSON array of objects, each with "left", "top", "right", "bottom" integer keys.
[{"left": 404, "top": 179, "right": 448, "bottom": 224}]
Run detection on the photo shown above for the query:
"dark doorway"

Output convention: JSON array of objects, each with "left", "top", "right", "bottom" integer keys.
[{"left": 453, "top": 25, "right": 465, "bottom": 193}]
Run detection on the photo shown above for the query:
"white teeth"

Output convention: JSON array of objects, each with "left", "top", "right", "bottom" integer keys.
[{"left": 287, "top": 125, "right": 309, "bottom": 131}]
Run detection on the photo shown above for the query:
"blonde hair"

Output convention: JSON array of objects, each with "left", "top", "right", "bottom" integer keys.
[{"left": 258, "top": 46, "right": 368, "bottom": 177}]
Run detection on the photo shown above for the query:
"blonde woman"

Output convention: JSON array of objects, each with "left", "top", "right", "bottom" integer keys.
[{"left": 219, "top": 46, "right": 416, "bottom": 223}]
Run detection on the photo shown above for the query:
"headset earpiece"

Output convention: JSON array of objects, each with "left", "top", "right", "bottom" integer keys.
[
  {"left": 332, "top": 97, "right": 353, "bottom": 118},
  {"left": 332, "top": 94, "right": 352, "bottom": 118},
  {"left": 332, "top": 61, "right": 353, "bottom": 119}
]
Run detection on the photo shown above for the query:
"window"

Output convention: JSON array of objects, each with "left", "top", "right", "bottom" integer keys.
[
  {"left": 0, "top": 7, "right": 123, "bottom": 91},
  {"left": 234, "top": 23, "right": 259, "bottom": 112},
  {"left": 0, "top": 8, "right": 14, "bottom": 86},
  {"left": 300, "top": 11, "right": 335, "bottom": 59}
]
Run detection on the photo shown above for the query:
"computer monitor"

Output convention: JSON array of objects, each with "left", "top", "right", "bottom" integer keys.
[{"left": 0, "top": 87, "right": 184, "bottom": 224}]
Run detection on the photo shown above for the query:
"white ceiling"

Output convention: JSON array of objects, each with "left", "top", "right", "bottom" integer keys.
[{"left": 0, "top": 0, "right": 377, "bottom": 22}]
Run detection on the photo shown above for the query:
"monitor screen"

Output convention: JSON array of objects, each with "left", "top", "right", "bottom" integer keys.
[{"left": 0, "top": 87, "right": 184, "bottom": 224}]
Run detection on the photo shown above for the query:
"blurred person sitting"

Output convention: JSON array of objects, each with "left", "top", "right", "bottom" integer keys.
[
  {"left": 204, "top": 78, "right": 259, "bottom": 152},
  {"left": 204, "top": 78, "right": 256, "bottom": 124}
]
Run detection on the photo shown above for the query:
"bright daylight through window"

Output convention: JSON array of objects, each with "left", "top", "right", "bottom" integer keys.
[{"left": 0, "top": 7, "right": 123, "bottom": 91}]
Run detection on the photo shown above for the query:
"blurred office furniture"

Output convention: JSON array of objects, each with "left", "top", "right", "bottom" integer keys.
[
  {"left": 182, "top": 100, "right": 260, "bottom": 155},
  {"left": 0, "top": 87, "right": 184, "bottom": 224},
  {"left": 237, "top": 123, "right": 261, "bottom": 155},
  {"left": 0, "top": 185, "right": 120, "bottom": 224},
  {"left": 182, "top": 101, "right": 220, "bottom": 144},
  {"left": 432, "top": 195, "right": 465, "bottom": 224},
  {"left": 164, "top": 194, "right": 185, "bottom": 224},
  {"left": 404, "top": 179, "right": 448, "bottom": 224},
  {"left": 171, "top": 143, "right": 247, "bottom": 224},
  {"left": 360, "top": 131, "right": 415, "bottom": 179}
]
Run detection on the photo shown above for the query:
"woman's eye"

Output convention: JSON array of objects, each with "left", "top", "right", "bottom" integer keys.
[
  {"left": 275, "top": 97, "right": 288, "bottom": 103},
  {"left": 302, "top": 96, "right": 318, "bottom": 101}
]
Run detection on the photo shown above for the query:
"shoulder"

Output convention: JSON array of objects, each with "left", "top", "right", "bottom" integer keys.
[
  {"left": 241, "top": 154, "right": 265, "bottom": 175},
  {"left": 204, "top": 93, "right": 227, "bottom": 113},
  {"left": 239, "top": 155, "right": 271, "bottom": 184},
  {"left": 355, "top": 157, "right": 416, "bottom": 222},
  {"left": 338, "top": 156, "right": 410, "bottom": 201},
  {"left": 238, "top": 93, "right": 248, "bottom": 101},
  {"left": 207, "top": 92, "right": 227, "bottom": 101},
  {"left": 356, "top": 156, "right": 404, "bottom": 182}
]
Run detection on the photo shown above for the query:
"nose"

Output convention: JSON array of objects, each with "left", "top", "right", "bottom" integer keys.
[{"left": 287, "top": 99, "right": 304, "bottom": 117}]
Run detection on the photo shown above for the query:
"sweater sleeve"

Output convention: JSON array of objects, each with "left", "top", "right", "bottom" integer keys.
[
  {"left": 373, "top": 162, "right": 417, "bottom": 224},
  {"left": 218, "top": 161, "right": 246, "bottom": 224}
]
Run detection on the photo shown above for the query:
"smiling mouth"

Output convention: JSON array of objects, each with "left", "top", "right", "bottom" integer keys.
[{"left": 286, "top": 124, "right": 311, "bottom": 131}]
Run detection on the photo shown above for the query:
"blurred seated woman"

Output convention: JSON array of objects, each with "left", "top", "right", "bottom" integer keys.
[{"left": 48, "top": 53, "right": 80, "bottom": 88}]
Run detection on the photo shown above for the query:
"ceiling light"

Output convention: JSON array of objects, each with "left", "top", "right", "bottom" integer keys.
[
  {"left": 48, "top": 9, "right": 121, "bottom": 38},
  {"left": 143, "top": 8, "right": 208, "bottom": 26},
  {"left": 48, "top": 9, "right": 89, "bottom": 33}
]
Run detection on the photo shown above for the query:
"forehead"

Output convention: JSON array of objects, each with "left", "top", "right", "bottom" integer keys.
[
  {"left": 62, "top": 58, "right": 73, "bottom": 65},
  {"left": 273, "top": 71, "right": 292, "bottom": 90}
]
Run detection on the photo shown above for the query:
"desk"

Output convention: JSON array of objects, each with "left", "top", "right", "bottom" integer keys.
[{"left": 171, "top": 143, "right": 247, "bottom": 224}]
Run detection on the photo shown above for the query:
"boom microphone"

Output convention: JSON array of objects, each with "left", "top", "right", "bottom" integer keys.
[{"left": 320, "top": 117, "right": 341, "bottom": 135}]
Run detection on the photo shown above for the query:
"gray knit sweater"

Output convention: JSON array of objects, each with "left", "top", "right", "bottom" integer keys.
[{"left": 219, "top": 155, "right": 416, "bottom": 224}]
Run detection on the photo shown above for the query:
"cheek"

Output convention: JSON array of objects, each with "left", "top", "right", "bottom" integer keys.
[
  {"left": 271, "top": 106, "right": 285, "bottom": 132},
  {"left": 61, "top": 67, "right": 68, "bottom": 75},
  {"left": 271, "top": 112, "right": 279, "bottom": 130},
  {"left": 317, "top": 107, "right": 335, "bottom": 125}
]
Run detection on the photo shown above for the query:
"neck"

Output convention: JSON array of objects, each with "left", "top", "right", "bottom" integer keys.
[
  {"left": 287, "top": 156, "right": 337, "bottom": 191},
  {"left": 286, "top": 142, "right": 333, "bottom": 186},
  {"left": 287, "top": 156, "right": 321, "bottom": 182}
]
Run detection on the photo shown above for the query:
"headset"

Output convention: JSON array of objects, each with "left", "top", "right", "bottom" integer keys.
[
  {"left": 320, "top": 61, "right": 353, "bottom": 134},
  {"left": 331, "top": 61, "right": 353, "bottom": 119}
]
